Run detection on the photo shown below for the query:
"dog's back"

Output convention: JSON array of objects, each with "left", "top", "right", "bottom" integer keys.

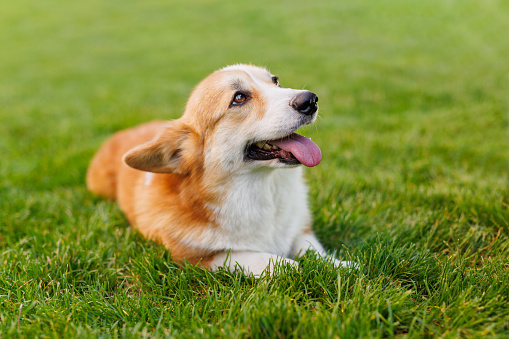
[{"left": 86, "top": 120, "right": 166, "bottom": 200}]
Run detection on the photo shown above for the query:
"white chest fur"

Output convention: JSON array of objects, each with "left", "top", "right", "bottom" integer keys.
[{"left": 182, "top": 167, "right": 310, "bottom": 256}]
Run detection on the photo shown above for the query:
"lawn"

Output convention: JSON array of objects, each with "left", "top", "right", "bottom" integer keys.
[{"left": 1, "top": 0, "right": 508, "bottom": 337}]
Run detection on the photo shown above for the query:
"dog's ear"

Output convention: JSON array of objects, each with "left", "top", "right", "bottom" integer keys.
[{"left": 123, "top": 122, "right": 195, "bottom": 175}]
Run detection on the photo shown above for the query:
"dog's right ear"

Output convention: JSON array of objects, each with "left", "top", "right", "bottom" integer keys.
[{"left": 123, "top": 122, "right": 193, "bottom": 175}]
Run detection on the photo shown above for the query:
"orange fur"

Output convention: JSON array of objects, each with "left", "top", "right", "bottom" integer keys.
[
  {"left": 87, "top": 120, "right": 219, "bottom": 264},
  {"left": 86, "top": 121, "right": 166, "bottom": 200}
]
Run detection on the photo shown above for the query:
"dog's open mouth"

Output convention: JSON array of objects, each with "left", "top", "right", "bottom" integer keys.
[{"left": 245, "top": 133, "right": 322, "bottom": 167}]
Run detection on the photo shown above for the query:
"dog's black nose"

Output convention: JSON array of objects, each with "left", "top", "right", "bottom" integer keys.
[{"left": 290, "top": 91, "right": 318, "bottom": 115}]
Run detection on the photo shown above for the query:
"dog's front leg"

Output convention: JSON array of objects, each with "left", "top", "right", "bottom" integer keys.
[
  {"left": 209, "top": 251, "right": 298, "bottom": 277},
  {"left": 290, "top": 232, "right": 351, "bottom": 268}
]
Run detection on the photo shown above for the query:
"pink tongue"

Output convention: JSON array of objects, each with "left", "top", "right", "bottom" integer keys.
[{"left": 270, "top": 133, "right": 322, "bottom": 167}]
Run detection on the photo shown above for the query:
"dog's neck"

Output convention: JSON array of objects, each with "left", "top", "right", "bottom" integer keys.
[
  {"left": 201, "top": 165, "right": 295, "bottom": 197},
  {"left": 203, "top": 166, "right": 306, "bottom": 214}
]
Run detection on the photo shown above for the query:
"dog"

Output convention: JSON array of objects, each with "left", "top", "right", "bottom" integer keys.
[{"left": 87, "top": 64, "right": 348, "bottom": 275}]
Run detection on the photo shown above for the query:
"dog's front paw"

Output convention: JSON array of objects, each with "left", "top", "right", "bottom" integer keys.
[
  {"left": 329, "top": 257, "right": 359, "bottom": 270},
  {"left": 251, "top": 254, "right": 299, "bottom": 277},
  {"left": 210, "top": 251, "right": 298, "bottom": 277}
]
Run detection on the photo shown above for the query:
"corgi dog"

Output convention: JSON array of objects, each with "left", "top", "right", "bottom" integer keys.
[{"left": 87, "top": 64, "right": 348, "bottom": 275}]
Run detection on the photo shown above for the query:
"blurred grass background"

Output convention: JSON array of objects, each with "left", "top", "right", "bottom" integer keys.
[{"left": 1, "top": 0, "right": 508, "bottom": 337}]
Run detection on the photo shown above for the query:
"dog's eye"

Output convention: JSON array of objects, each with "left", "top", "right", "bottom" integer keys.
[
  {"left": 231, "top": 92, "right": 248, "bottom": 106},
  {"left": 272, "top": 76, "right": 280, "bottom": 87}
]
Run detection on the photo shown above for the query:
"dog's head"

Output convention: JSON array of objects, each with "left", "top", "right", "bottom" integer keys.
[{"left": 124, "top": 64, "right": 322, "bottom": 175}]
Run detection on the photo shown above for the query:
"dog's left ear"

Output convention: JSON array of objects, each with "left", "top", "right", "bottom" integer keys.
[{"left": 123, "top": 122, "right": 195, "bottom": 175}]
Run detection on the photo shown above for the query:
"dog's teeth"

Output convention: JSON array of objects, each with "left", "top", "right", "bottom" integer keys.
[
  {"left": 271, "top": 145, "right": 278, "bottom": 150},
  {"left": 255, "top": 141, "right": 265, "bottom": 148},
  {"left": 262, "top": 143, "right": 272, "bottom": 150}
]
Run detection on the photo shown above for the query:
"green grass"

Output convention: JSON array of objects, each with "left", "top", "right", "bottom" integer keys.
[{"left": 1, "top": 0, "right": 508, "bottom": 337}]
